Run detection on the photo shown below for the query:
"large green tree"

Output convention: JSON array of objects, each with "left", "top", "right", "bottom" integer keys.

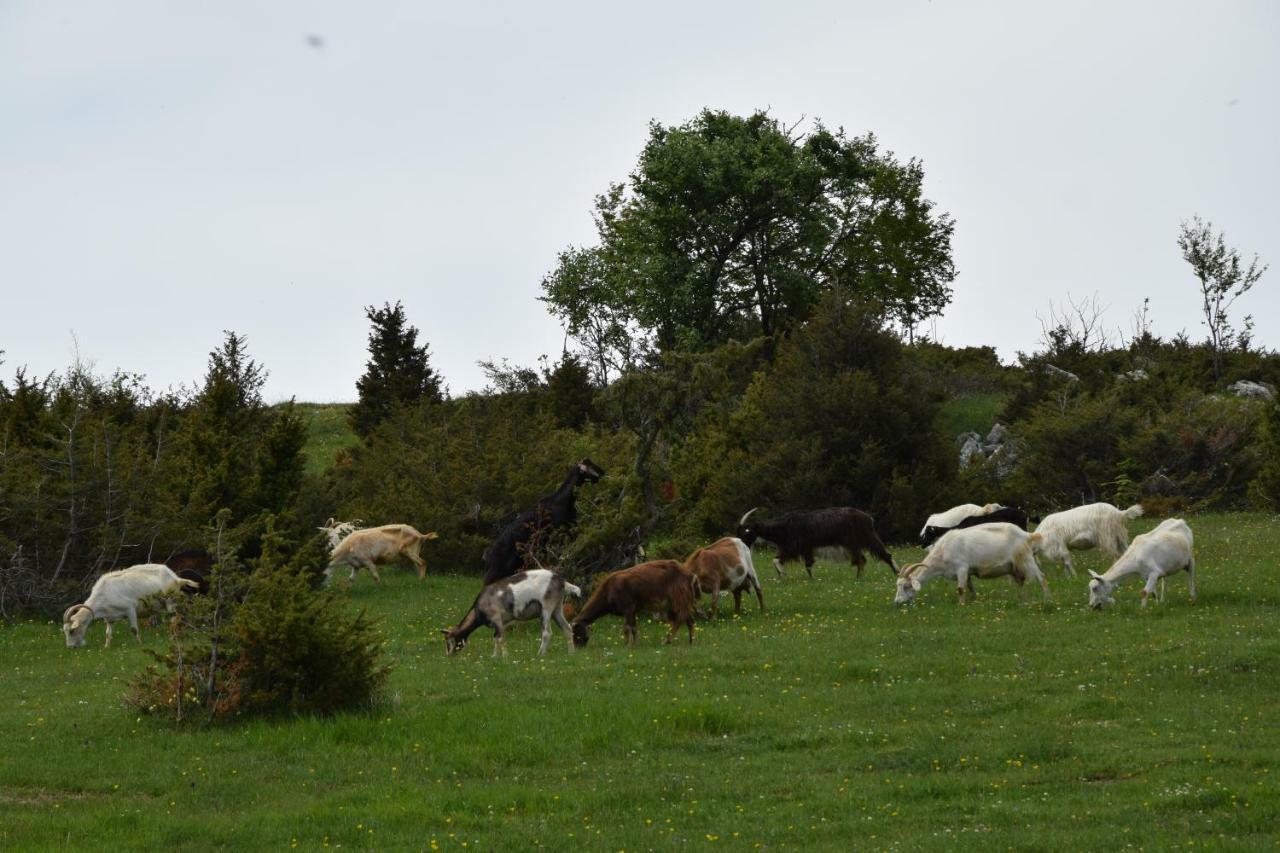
[
  {"left": 542, "top": 109, "right": 955, "bottom": 369},
  {"left": 349, "top": 302, "right": 444, "bottom": 438}
]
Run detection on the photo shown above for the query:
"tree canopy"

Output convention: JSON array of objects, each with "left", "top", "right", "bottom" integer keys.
[
  {"left": 349, "top": 302, "right": 444, "bottom": 437},
  {"left": 542, "top": 109, "right": 956, "bottom": 374}
]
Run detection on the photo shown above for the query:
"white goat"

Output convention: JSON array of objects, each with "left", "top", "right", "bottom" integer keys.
[
  {"left": 1034, "top": 502, "right": 1143, "bottom": 576},
  {"left": 919, "top": 502, "right": 1001, "bottom": 541},
  {"left": 441, "top": 569, "right": 582, "bottom": 657},
  {"left": 324, "top": 523, "right": 439, "bottom": 584},
  {"left": 1088, "top": 518, "right": 1195, "bottom": 609},
  {"left": 62, "top": 564, "right": 198, "bottom": 648},
  {"left": 318, "top": 517, "right": 364, "bottom": 550},
  {"left": 894, "top": 523, "right": 1049, "bottom": 605}
]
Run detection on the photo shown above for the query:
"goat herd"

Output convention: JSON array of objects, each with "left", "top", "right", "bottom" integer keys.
[{"left": 60, "top": 458, "right": 1199, "bottom": 654}]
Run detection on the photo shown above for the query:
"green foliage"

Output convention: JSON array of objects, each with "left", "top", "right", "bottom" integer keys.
[
  {"left": 292, "top": 402, "right": 360, "bottom": 477},
  {"left": 674, "top": 292, "right": 955, "bottom": 542},
  {"left": 1178, "top": 216, "right": 1268, "bottom": 381},
  {"left": 1249, "top": 402, "right": 1280, "bottom": 509},
  {"left": 542, "top": 109, "right": 956, "bottom": 361},
  {"left": 128, "top": 530, "right": 389, "bottom": 722},
  {"left": 349, "top": 301, "right": 444, "bottom": 438}
]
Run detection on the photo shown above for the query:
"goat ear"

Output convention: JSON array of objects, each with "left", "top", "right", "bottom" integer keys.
[
  {"left": 1088, "top": 570, "right": 1103, "bottom": 581},
  {"left": 439, "top": 629, "right": 451, "bottom": 636},
  {"left": 909, "top": 577, "right": 922, "bottom": 591}
]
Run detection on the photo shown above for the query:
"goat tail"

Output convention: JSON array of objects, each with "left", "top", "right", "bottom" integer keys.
[
  {"left": 419, "top": 530, "right": 440, "bottom": 541},
  {"left": 563, "top": 582, "right": 583, "bottom": 600},
  {"left": 177, "top": 579, "right": 201, "bottom": 591},
  {"left": 1122, "top": 504, "right": 1144, "bottom": 520}
]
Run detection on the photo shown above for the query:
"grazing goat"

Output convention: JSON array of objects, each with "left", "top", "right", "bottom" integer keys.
[
  {"left": 324, "top": 524, "right": 438, "bottom": 584},
  {"left": 736, "top": 507, "right": 897, "bottom": 580},
  {"left": 165, "top": 549, "right": 212, "bottom": 595},
  {"left": 483, "top": 458, "right": 604, "bottom": 585},
  {"left": 1034, "top": 503, "right": 1144, "bottom": 576},
  {"left": 918, "top": 503, "right": 1002, "bottom": 544},
  {"left": 920, "top": 506, "right": 1030, "bottom": 549},
  {"left": 62, "top": 564, "right": 199, "bottom": 648},
  {"left": 1088, "top": 518, "right": 1195, "bottom": 609},
  {"left": 571, "top": 560, "right": 697, "bottom": 648},
  {"left": 318, "top": 518, "right": 363, "bottom": 550},
  {"left": 442, "top": 569, "right": 582, "bottom": 657},
  {"left": 894, "top": 523, "right": 1049, "bottom": 605},
  {"left": 684, "top": 537, "right": 764, "bottom": 619}
]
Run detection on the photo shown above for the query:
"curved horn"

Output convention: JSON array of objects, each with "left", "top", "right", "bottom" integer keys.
[
  {"left": 737, "top": 507, "right": 760, "bottom": 528},
  {"left": 62, "top": 603, "right": 92, "bottom": 624}
]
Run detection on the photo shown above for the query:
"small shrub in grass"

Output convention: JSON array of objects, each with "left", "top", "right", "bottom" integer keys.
[{"left": 129, "top": 554, "right": 389, "bottom": 722}]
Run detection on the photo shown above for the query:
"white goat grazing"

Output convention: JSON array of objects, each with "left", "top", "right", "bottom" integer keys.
[
  {"left": 1088, "top": 518, "right": 1195, "bottom": 609},
  {"left": 894, "top": 523, "right": 1049, "bottom": 605},
  {"left": 919, "top": 503, "right": 1001, "bottom": 541},
  {"left": 62, "top": 564, "right": 199, "bottom": 648},
  {"left": 318, "top": 517, "right": 364, "bottom": 550},
  {"left": 441, "top": 569, "right": 583, "bottom": 657},
  {"left": 1034, "top": 503, "right": 1144, "bottom": 576},
  {"left": 324, "top": 523, "right": 439, "bottom": 584}
]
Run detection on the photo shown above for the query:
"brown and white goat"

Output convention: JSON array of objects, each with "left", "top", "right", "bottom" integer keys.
[
  {"left": 571, "top": 560, "right": 697, "bottom": 648},
  {"left": 442, "top": 569, "right": 582, "bottom": 657},
  {"left": 684, "top": 537, "right": 764, "bottom": 619},
  {"left": 324, "top": 523, "right": 439, "bottom": 584}
]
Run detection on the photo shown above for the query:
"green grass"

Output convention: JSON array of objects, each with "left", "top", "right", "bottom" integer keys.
[
  {"left": 937, "top": 392, "right": 1008, "bottom": 440},
  {"left": 290, "top": 402, "right": 359, "bottom": 477},
  {"left": 3, "top": 513, "right": 1277, "bottom": 850}
]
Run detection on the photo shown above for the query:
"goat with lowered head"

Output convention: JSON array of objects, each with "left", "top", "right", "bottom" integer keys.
[
  {"left": 737, "top": 506, "right": 898, "bottom": 580},
  {"left": 1034, "top": 502, "right": 1144, "bottom": 576},
  {"left": 483, "top": 458, "right": 604, "bottom": 585},
  {"left": 63, "top": 564, "right": 199, "bottom": 648},
  {"left": 920, "top": 506, "right": 1031, "bottom": 549},
  {"left": 318, "top": 518, "right": 364, "bottom": 550},
  {"left": 571, "top": 560, "right": 697, "bottom": 648},
  {"left": 442, "top": 569, "right": 582, "bottom": 657},
  {"left": 1088, "top": 518, "right": 1195, "bottom": 609},
  {"left": 895, "top": 523, "right": 1049, "bottom": 606}
]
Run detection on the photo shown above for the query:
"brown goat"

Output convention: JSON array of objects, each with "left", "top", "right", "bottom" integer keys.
[
  {"left": 325, "top": 523, "right": 439, "bottom": 584},
  {"left": 684, "top": 537, "right": 764, "bottom": 619},
  {"left": 571, "top": 560, "right": 697, "bottom": 648}
]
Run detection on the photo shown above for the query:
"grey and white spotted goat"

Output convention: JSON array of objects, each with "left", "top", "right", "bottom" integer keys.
[{"left": 441, "top": 569, "right": 582, "bottom": 657}]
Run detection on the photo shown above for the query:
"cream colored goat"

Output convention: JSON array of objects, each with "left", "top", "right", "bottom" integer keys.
[
  {"left": 895, "top": 523, "right": 1048, "bottom": 605},
  {"left": 1034, "top": 502, "right": 1143, "bottom": 576},
  {"left": 1087, "top": 518, "right": 1195, "bottom": 608},
  {"left": 325, "top": 524, "right": 438, "bottom": 584}
]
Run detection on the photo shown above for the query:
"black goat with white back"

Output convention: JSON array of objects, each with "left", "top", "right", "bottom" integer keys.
[
  {"left": 736, "top": 506, "right": 898, "bottom": 579},
  {"left": 482, "top": 458, "right": 604, "bottom": 585},
  {"left": 920, "top": 506, "right": 1032, "bottom": 549}
]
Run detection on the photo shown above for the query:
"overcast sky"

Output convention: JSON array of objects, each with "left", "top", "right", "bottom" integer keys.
[{"left": 2, "top": 1, "right": 1277, "bottom": 402}]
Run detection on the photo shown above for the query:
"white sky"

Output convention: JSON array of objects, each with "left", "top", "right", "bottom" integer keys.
[{"left": 2, "top": 1, "right": 1277, "bottom": 401}]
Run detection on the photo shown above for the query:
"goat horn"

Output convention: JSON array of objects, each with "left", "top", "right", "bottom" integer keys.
[
  {"left": 62, "top": 604, "right": 82, "bottom": 623},
  {"left": 737, "top": 507, "right": 760, "bottom": 527}
]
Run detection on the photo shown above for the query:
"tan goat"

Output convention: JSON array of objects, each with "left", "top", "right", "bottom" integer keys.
[
  {"left": 685, "top": 536, "right": 764, "bottom": 619},
  {"left": 325, "top": 524, "right": 439, "bottom": 584}
]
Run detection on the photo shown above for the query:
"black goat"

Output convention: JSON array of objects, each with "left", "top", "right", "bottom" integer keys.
[
  {"left": 164, "top": 549, "right": 212, "bottom": 595},
  {"left": 920, "top": 506, "right": 1031, "bottom": 548},
  {"left": 736, "top": 507, "right": 898, "bottom": 579},
  {"left": 482, "top": 458, "right": 605, "bottom": 585}
]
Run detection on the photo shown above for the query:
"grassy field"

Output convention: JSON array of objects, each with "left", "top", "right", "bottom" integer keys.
[
  {"left": 2, "top": 513, "right": 1277, "bottom": 850},
  {"left": 291, "top": 403, "right": 359, "bottom": 477},
  {"left": 937, "top": 393, "right": 1008, "bottom": 440}
]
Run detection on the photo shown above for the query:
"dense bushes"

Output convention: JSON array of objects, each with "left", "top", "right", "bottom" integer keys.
[{"left": 128, "top": 532, "right": 388, "bottom": 722}]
